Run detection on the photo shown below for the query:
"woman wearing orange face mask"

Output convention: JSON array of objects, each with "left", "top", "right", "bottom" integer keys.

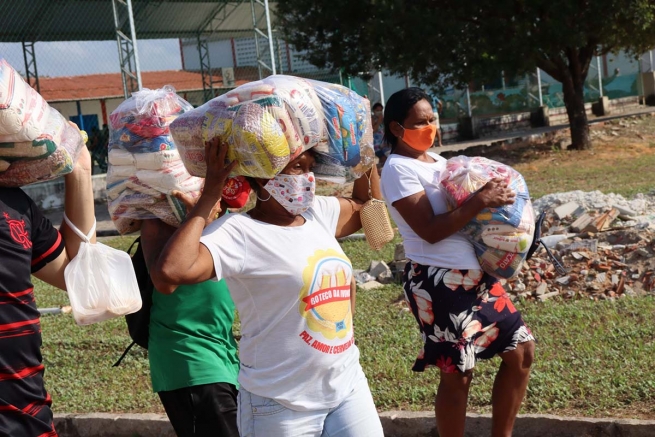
[{"left": 379, "top": 88, "right": 535, "bottom": 437}]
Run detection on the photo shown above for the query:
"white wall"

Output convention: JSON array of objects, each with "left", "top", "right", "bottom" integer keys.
[
  {"left": 182, "top": 39, "right": 235, "bottom": 71},
  {"left": 50, "top": 98, "right": 123, "bottom": 127},
  {"left": 181, "top": 37, "right": 318, "bottom": 74}
]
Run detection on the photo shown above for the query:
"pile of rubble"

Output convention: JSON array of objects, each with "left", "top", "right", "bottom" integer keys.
[
  {"left": 511, "top": 190, "right": 655, "bottom": 301},
  {"left": 356, "top": 190, "right": 655, "bottom": 302}
]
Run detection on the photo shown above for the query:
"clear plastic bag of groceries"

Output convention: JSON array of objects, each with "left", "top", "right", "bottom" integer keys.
[
  {"left": 109, "top": 85, "right": 193, "bottom": 136},
  {"left": 0, "top": 109, "right": 86, "bottom": 187},
  {"left": 62, "top": 216, "right": 141, "bottom": 326},
  {"left": 107, "top": 86, "right": 202, "bottom": 234},
  {"left": 0, "top": 58, "right": 51, "bottom": 143},
  {"left": 170, "top": 75, "right": 375, "bottom": 182},
  {"left": 440, "top": 156, "right": 535, "bottom": 279}
]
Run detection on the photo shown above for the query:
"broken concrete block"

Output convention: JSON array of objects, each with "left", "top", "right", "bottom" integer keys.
[
  {"left": 554, "top": 201, "right": 581, "bottom": 220},
  {"left": 377, "top": 269, "right": 395, "bottom": 284},
  {"left": 555, "top": 276, "right": 571, "bottom": 285},
  {"left": 612, "top": 205, "right": 637, "bottom": 217},
  {"left": 541, "top": 234, "right": 575, "bottom": 247},
  {"left": 636, "top": 248, "right": 650, "bottom": 257},
  {"left": 369, "top": 260, "right": 391, "bottom": 279},
  {"left": 390, "top": 261, "right": 408, "bottom": 273},
  {"left": 547, "top": 226, "right": 569, "bottom": 235},
  {"left": 570, "top": 213, "right": 594, "bottom": 233},
  {"left": 536, "top": 282, "right": 548, "bottom": 296},
  {"left": 358, "top": 280, "right": 385, "bottom": 291},
  {"left": 394, "top": 243, "right": 406, "bottom": 261},
  {"left": 538, "top": 290, "right": 560, "bottom": 302},
  {"left": 562, "top": 239, "right": 598, "bottom": 254}
]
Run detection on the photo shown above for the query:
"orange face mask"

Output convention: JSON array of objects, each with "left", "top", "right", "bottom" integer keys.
[{"left": 400, "top": 123, "right": 437, "bottom": 152}]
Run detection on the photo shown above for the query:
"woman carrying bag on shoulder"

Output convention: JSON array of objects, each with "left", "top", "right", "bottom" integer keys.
[{"left": 150, "top": 138, "right": 384, "bottom": 437}]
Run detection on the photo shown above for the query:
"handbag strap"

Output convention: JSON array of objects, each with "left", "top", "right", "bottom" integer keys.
[
  {"left": 364, "top": 169, "right": 373, "bottom": 200},
  {"left": 62, "top": 213, "right": 97, "bottom": 243}
]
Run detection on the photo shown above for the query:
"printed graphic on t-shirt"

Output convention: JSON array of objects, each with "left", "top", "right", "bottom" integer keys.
[
  {"left": 298, "top": 249, "right": 354, "bottom": 352},
  {"left": 3, "top": 212, "right": 32, "bottom": 249}
]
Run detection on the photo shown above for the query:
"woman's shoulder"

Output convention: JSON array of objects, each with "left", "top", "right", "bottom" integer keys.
[
  {"left": 202, "top": 211, "right": 248, "bottom": 239},
  {"left": 309, "top": 195, "right": 340, "bottom": 217},
  {"left": 381, "top": 154, "right": 421, "bottom": 181}
]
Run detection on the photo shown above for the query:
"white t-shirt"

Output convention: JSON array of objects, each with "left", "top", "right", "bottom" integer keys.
[
  {"left": 380, "top": 152, "right": 480, "bottom": 269},
  {"left": 200, "top": 196, "right": 363, "bottom": 411}
]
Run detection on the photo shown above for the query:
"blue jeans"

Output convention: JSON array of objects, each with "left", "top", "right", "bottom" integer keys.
[{"left": 237, "top": 375, "right": 383, "bottom": 437}]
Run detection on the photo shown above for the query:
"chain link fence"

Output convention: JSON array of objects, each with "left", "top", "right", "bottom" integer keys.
[
  {"left": 1, "top": 0, "right": 654, "bottom": 166},
  {"left": 0, "top": 1, "right": 351, "bottom": 173}
]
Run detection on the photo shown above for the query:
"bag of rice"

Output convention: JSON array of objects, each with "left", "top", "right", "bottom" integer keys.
[
  {"left": 170, "top": 74, "right": 375, "bottom": 182},
  {"left": 0, "top": 111, "right": 85, "bottom": 187},
  {"left": 107, "top": 86, "right": 201, "bottom": 234},
  {"left": 0, "top": 58, "right": 50, "bottom": 142}
]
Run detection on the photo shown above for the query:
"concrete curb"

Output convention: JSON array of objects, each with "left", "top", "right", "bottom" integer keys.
[
  {"left": 53, "top": 411, "right": 655, "bottom": 437},
  {"left": 379, "top": 411, "right": 655, "bottom": 437}
]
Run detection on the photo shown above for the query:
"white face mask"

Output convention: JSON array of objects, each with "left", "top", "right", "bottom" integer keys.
[{"left": 263, "top": 172, "right": 316, "bottom": 215}]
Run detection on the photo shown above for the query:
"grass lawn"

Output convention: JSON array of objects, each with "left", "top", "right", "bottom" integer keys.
[
  {"left": 492, "top": 117, "right": 655, "bottom": 199},
  {"left": 37, "top": 236, "right": 655, "bottom": 419},
  {"left": 35, "top": 117, "right": 655, "bottom": 418}
]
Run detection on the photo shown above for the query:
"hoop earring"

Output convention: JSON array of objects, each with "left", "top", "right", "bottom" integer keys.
[{"left": 257, "top": 190, "right": 272, "bottom": 202}]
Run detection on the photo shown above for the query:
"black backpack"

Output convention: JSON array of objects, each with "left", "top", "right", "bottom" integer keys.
[{"left": 113, "top": 237, "right": 153, "bottom": 366}]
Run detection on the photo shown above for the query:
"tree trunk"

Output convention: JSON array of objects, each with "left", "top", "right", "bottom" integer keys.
[{"left": 561, "top": 70, "right": 591, "bottom": 150}]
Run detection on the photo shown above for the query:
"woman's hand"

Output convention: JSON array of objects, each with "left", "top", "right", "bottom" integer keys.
[
  {"left": 475, "top": 178, "right": 516, "bottom": 208},
  {"left": 172, "top": 190, "right": 225, "bottom": 225},
  {"left": 203, "top": 137, "right": 237, "bottom": 199},
  {"left": 69, "top": 145, "right": 93, "bottom": 177}
]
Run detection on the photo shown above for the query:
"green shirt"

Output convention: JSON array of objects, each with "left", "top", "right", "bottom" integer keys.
[{"left": 148, "top": 280, "right": 239, "bottom": 393}]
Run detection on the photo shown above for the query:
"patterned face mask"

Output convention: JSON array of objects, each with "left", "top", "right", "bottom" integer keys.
[{"left": 263, "top": 172, "right": 316, "bottom": 216}]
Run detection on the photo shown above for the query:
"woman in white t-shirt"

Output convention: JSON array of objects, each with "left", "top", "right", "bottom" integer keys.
[
  {"left": 150, "top": 139, "right": 384, "bottom": 437},
  {"left": 379, "top": 88, "right": 535, "bottom": 437}
]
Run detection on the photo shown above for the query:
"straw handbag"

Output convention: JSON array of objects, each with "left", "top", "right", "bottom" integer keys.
[{"left": 359, "top": 174, "right": 394, "bottom": 250}]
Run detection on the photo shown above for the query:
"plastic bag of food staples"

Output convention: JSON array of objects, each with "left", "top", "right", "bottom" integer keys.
[
  {"left": 109, "top": 85, "right": 193, "bottom": 136},
  {"left": 170, "top": 75, "right": 375, "bottom": 182},
  {"left": 0, "top": 111, "right": 86, "bottom": 187},
  {"left": 440, "top": 156, "right": 535, "bottom": 279},
  {"left": 0, "top": 58, "right": 51, "bottom": 143},
  {"left": 107, "top": 87, "right": 203, "bottom": 234}
]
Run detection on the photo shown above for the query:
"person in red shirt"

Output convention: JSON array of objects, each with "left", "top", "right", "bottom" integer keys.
[{"left": 0, "top": 147, "right": 96, "bottom": 437}]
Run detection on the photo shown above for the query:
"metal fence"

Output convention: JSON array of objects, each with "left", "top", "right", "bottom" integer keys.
[
  {"left": 1, "top": 1, "right": 654, "bottom": 138},
  {"left": 0, "top": 0, "right": 349, "bottom": 172}
]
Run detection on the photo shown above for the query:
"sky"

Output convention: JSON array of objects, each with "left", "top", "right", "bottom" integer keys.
[{"left": 0, "top": 39, "right": 182, "bottom": 77}]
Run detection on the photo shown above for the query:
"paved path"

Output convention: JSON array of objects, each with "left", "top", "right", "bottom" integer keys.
[{"left": 439, "top": 105, "right": 655, "bottom": 153}]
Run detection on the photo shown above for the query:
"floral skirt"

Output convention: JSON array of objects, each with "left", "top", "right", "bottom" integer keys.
[{"left": 402, "top": 262, "right": 535, "bottom": 374}]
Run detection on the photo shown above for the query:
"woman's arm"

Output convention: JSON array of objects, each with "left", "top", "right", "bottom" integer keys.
[
  {"left": 393, "top": 179, "right": 514, "bottom": 245},
  {"left": 150, "top": 139, "right": 235, "bottom": 294},
  {"left": 144, "top": 197, "right": 230, "bottom": 294},
  {"left": 335, "top": 166, "right": 381, "bottom": 238}
]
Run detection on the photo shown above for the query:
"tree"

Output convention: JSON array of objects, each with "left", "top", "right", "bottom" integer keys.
[{"left": 279, "top": 0, "right": 655, "bottom": 150}]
